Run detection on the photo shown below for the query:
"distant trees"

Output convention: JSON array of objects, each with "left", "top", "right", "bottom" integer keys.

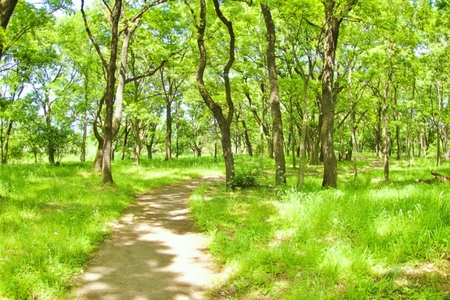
[{"left": 0, "top": 0, "right": 449, "bottom": 186}]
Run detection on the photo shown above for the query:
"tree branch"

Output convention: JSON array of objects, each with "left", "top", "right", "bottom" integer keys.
[
  {"left": 81, "top": 0, "right": 108, "bottom": 69},
  {"left": 125, "top": 60, "right": 166, "bottom": 83}
]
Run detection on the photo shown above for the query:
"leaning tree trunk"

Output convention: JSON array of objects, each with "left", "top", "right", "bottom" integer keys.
[{"left": 261, "top": 3, "right": 286, "bottom": 186}]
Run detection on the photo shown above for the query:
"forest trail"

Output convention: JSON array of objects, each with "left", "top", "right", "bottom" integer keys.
[{"left": 73, "top": 177, "right": 223, "bottom": 300}]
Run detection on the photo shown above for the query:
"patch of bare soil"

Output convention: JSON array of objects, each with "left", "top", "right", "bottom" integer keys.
[{"left": 72, "top": 177, "right": 223, "bottom": 300}]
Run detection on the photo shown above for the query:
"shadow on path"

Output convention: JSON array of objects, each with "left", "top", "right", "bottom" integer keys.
[{"left": 74, "top": 177, "right": 223, "bottom": 300}]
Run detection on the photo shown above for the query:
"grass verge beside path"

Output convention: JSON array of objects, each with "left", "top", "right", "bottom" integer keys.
[
  {"left": 189, "top": 157, "right": 450, "bottom": 299},
  {"left": 0, "top": 157, "right": 222, "bottom": 299}
]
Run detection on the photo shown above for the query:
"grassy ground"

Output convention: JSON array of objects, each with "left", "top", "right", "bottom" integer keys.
[
  {"left": 189, "top": 155, "right": 450, "bottom": 299},
  {"left": 0, "top": 156, "right": 222, "bottom": 299}
]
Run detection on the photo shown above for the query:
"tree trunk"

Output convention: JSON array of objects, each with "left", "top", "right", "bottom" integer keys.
[
  {"left": 241, "top": 119, "right": 253, "bottom": 156},
  {"left": 261, "top": 3, "right": 286, "bottom": 186},
  {"left": 146, "top": 144, "right": 153, "bottom": 159},
  {"left": 101, "top": 1, "right": 122, "bottom": 184},
  {"left": 80, "top": 73, "right": 89, "bottom": 162},
  {"left": 92, "top": 100, "right": 104, "bottom": 171},
  {"left": 0, "top": 0, "right": 19, "bottom": 59},
  {"left": 320, "top": 2, "right": 340, "bottom": 188},
  {"left": 82, "top": 0, "right": 122, "bottom": 184},
  {"left": 145, "top": 122, "right": 157, "bottom": 160},
  {"left": 133, "top": 118, "right": 141, "bottom": 165},
  {"left": 298, "top": 78, "right": 309, "bottom": 188},
  {"left": 1, "top": 121, "right": 12, "bottom": 164},
  {"left": 93, "top": 142, "right": 103, "bottom": 172},
  {"left": 175, "top": 102, "right": 180, "bottom": 158},
  {"left": 436, "top": 80, "right": 443, "bottom": 167},
  {"left": 193, "top": 0, "right": 235, "bottom": 185},
  {"left": 121, "top": 120, "right": 131, "bottom": 160},
  {"left": 164, "top": 100, "right": 173, "bottom": 161},
  {"left": 381, "top": 82, "right": 391, "bottom": 181}
]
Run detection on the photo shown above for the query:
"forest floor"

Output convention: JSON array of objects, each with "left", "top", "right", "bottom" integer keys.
[{"left": 72, "top": 176, "right": 224, "bottom": 300}]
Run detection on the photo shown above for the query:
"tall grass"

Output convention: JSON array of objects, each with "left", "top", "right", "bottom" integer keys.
[
  {"left": 0, "top": 156, "right": 222, "bottom": 299},
  {"left": 189, "top": 156, "right": 450, "bottom": 299}
]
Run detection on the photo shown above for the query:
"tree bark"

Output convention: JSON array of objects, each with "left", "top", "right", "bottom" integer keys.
[
  {"left": 1, "top": 121, "right": 12, "bottom": 164},
  {"left": 320, "top": 1, "right": 339, "bottom": 188},
  {"left": 261, "top": 3, "right": 286, "bottom": 186},
  {"left": 319, "top": 0, "right": 356, "bottom": 188},
  {"left": 82, "top": 0, "right": 122, "bottom": 184},
  {"left": 133, "top": 118, "right": 142, "bottom": 165},
  {"left": 241, "top": 118, "right": 253, "bottom": 156},
  {"left": 298, "top": 78, "right": 309, "bottom": 187},
  {"left": 121, "top": 120, "right": 131, "bottom": 160},
  {"left": 436, "top": 80, "right": 443, "bottom": 167},
  {"left": 0, "top": 0, "right": 18, "bottom": 59},
  {"left": 80, "top": 71, "right": 89, "bottom": 162},
  {"left": 190, "top": 0, "right": 235, "bottom": 185},
  {"left": 92, "top": 96, "right": 104, "bottom": 171}
]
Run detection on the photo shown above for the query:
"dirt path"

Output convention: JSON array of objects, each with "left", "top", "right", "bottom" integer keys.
[{"left": 74, "top": 177, "right": 222, "bottom": 300}]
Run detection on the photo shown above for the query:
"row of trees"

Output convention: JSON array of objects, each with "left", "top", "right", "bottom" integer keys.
[{"left": 0, "top": 0, "right": 449, "bottom": 188}]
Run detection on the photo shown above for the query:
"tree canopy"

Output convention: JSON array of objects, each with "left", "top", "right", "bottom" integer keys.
[{"left": 0, "top": 0, "right": 449, "bottom": 187}]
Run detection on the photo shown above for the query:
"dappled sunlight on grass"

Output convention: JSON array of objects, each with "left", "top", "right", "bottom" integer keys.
[
  {"left": 190, "top": 162, "right": 450, "bottom": 299},
  {"left": 0, "top": 156, "right": 223, "bottom": 299}
]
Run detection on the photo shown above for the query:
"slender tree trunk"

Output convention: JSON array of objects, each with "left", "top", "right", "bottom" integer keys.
[
  {"left": 242, "top": 119, "right": 253, "bottom": 156},
  {"left": 261, "top": 3, "right": 286, "bottom": 186},
  {"left": 290, "top": 121, "right": 296, "bottom": 168},
  {"left": 92, "top": 100, "right": 104, "bottom": 171},
  {"left": 351, "top": 109, "right": 358, "bottom": 179},
  {"left": 0, "top": 121, "right": 4, "bottom": 164},
  {"left": 436, "top": 80, "right": 443, "bottom": 167},
  {"left": 93, "top": 142, "right": 103, "bottom": 171},
  {"left": 382, "top": 100, "right": 389, "bottom": 181},
  {"left": 298, "top": 78, "right": 309, "bottom": 188},
  {"left": 191, "top": 0, "right": 235, "bottom": 185},
  {"left": 80, "top": 73, "right": 89, "bottom": 162},
  {"left": 146, "top": 144, "right": 153, "bottom": 159},
  {"left": 381, "top": 79, "right": 392, "bottom": 181},
  {"left": 348, "top": 70, "right": 359, "bottom": 179},
  {"left": 175, "top": 102, "right": 180, "bottom": 158},
  {"left": 43, "top": 91, "right": 56, "bottom": 164},
  {"left": 133, "top": 118, "right": 141, "bottom": 165},
  {"left": 82, "top": 0, "right": 122, "bottom": 184},
  {"left": 1, "top": 121, "right": 12, "bottom": 164},
  {"left": 164, "top": 100, "right": 173, "bottom": 161},
  {"left": 121, "top": 120, "right": 131, "bottom": 160},
  {"left": 375, "top": 104, "right": 382, "bottom": 158}
]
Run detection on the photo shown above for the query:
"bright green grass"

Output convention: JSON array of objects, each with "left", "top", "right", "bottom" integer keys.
[
  {"left": 0, "top": 156, "right": 222, "bottom": 299},
  {"left": 189, "top": 156, "right": 450, "bottom": 299}
]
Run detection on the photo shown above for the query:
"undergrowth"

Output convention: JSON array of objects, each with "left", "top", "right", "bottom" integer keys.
[
  {"left": 189, "top": 156, "right": 450, "bottom": 299},
  {"left": 0, "top": 156, "right": 222, "bottom": 299}
]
